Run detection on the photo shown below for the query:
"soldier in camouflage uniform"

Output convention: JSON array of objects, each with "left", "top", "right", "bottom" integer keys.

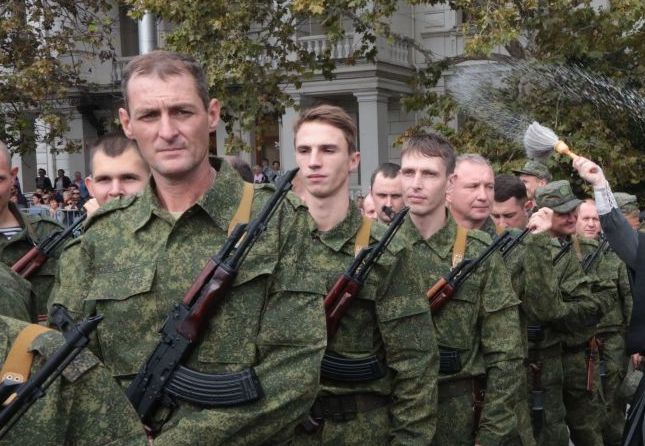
[
  {"left": 614, "top": 192, "right": 640, "bottom": 231},
  {"left": 289, "top": 105, "right": 437, "bottom": 445},
  {"left": 493, "top": 175, "right": 607, "bottom": 446},
  {"left": 0, "top": 142, "right": 63, "bottom": 322},
  {"left": 577, "top": 198, "right": 632, "bottom": 446},
  {"left": 392, "top": 134, "right": 524, "bottom": 445},
  {"left": 0, "top": 314, "right": 148, "bottom": 445},
  {"left": 535, "top": 181, "right": 613, "bottom": 446},
  {"left": 0, "top": 263, "right": 31, "bottom": 322},
  {"left": 511, "top": 160, "right": 551, "bottom": 210},
  {"left": 49, "top": 50, "right": 326, "bottom": 445}
]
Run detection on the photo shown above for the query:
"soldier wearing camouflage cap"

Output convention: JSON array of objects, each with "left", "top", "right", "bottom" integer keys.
[
  {"left": 513, "top": 160, "right": 552, "bottom": 204},
  {"left": 535, "top": 180, "right": 613, "bottom": 446},
  {"left": 614, "top": 192, "right": 640, "bottom": 231}
]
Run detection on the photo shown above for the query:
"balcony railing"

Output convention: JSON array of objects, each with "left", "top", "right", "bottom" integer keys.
[
  {"left": 297, "top": 33, "right": 413, "bottom": 67},
  {"left": 112, "top": 32, "right": 412, "bottom": 84}
]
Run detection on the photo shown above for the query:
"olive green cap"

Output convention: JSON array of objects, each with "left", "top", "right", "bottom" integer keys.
[
  {"left": 535, "top": 180, "right": 582, "bottom": 213},
  {"left": 615, "top": 192, "right": 639, "bottom": 213},
  {"left": 512, "top": 160, "right": 552, "bottom": 181}
]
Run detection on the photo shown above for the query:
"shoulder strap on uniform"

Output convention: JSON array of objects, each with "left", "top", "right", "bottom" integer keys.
[
  {"left": 228, "top": 182, "right": 255, "bottom": 235},
  {"left": 452, "top": 225, "right": 469, "bottom": 267},
  {"left": 0, "top": 324, "right": 51, "bottom": 397},
  {"left": 354, "top": 217, "right": 373, "bottom": 256},
  {"left": 572, "top": 235, "right": 583, "bottom": 262}
]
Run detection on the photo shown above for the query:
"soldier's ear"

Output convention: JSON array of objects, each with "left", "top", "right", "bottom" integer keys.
[{"left": 10, "top": 166, "right": 18, "bottom": 178}]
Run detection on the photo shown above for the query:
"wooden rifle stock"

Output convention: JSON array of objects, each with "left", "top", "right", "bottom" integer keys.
[
  {"left": 11, "top": 213, "right": 86, "bottom": 279},
  {"left": 586, "top": 336, "right": 599, "bottom": 392},
  {"left": 426, "top": 278, "right": 455, "bottom": 314},
  {"left": 11, "top": 247, "right": 45, "bottom": 278},
  {"left": 425, "top": 231, "right": 512, "bottom": 315},
  {"left": 324, "top": 275, "right": 362, "bottom": 338},
  {"left": 323, "top": 207, "right": 409, "bottom": 339}
]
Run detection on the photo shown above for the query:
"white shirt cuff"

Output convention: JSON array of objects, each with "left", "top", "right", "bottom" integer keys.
[{"left": 593, "top": 181, "right": 618, "bottom": 215}]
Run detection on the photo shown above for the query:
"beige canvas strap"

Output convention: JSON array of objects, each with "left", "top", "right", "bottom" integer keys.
[
  {"left": 1, "top": 324, "right": 51, "bottom": 405},
  {"left": 452, "top": 226, "right": 469, "bottom": 267},
  {"left": 354, "top": 217, "right": 373, "bottom": 256},
  {"left": 228, "top": 182, "right": 255, "bottom": 235},
  {"left": 572, "top": 235, "right": 583, "bottom": 262}
]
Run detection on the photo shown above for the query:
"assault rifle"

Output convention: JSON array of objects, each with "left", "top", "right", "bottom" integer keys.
[
  {"left": 126, "top": 169, "right": 298, "bottom": 429},
  {"left": 0, "top": 306, "right": 102, "bottom": 440},
  {"left": 320, "top": 207, "right": 408, "bottom": 383},
  {"left": 427, "top": 231, "right": 512, "bottom": 315},
  {"left": 324, "top": 207, "right": 408, "bottom": 338},
  {"left": 581, "top": 236, "right": 609, "bottom": 273},
  {"left": 12, "top": 213, "right": 86, "bottom": 279},
  {"left": 552, "top": 239, "right": 572, "bottom": 266},
  {"left": 581, "top": 236, "right": 608, "bottom": 393},
  {"left": 498, "top": 228, "right": 530, "bottom": 259}
]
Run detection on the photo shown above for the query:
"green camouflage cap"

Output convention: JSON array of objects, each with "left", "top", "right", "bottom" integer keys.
[
  {"left": 535, "top": 180, "right": 582, "bottom": 213},
  {"left": 512, "top": 160, "right": 552, "bottom": 181},
  {"left": 614, "top": 192, "right": 639, "bottom": 213}
]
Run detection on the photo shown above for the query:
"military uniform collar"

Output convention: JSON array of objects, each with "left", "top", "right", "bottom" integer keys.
[
  {"left": 478, "top": 217, "right": 499, "bottom": 239},
  {"left": 7, "top": 202, "right": 37, "bottom": 243},
  {"left": 131, "top": 159, "right": 244, "bottom": 233},
  {"left": 307, "top": 200, "right": 364, "bottom": 253},
  {"left": 399, "top": 210, "right": 456, "bottom": 259}
]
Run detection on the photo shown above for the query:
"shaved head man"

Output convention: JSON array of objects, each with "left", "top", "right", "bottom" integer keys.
[
  {"left": 370, "top": 162, "right": 403, "bottom": 223},
  {"left": 83, "top": 134, "right": 150, "bottom": 214},
  {"left": 0, "top": 142, "right": 19, "bottom": 229}
]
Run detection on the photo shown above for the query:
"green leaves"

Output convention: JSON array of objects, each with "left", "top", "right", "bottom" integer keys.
[{"left": 1, "top": 0, "right": 114, "bottom": 155}]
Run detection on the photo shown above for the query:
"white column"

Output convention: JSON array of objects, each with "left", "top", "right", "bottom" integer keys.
[
  {"left": 278, "top": 95, "right": 301, "bottom": 170},
  {"left": 215, "top": 120, "right": 227, "bottom": 157},
  {"left": 354, "top": 91, "right": 389, "bottom": 191},
  {"left": 138, "top": 12, "right": 156, "bottom": 54}
]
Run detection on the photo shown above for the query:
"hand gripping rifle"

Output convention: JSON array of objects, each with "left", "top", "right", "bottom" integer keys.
[
  {"left": 581, "top": 236, "right": 608, "bottom": 393},
  {"left": 11, "top": 213, "right": 86, "bottom": 279},
  {"left": 320, "top": 207, "right": 409, "bottom": 383},
  {"left": 427, "top": 231, "right": 512, "bottom": 315},
  {"left": 0, "top": 305, "right": 102, "bottom": 440},
  {"left": 126, "top": 169, "right": 298, "bottom": 429}
]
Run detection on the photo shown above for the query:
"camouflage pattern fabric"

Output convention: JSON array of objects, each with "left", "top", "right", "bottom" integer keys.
[
  {"left": 0, "top": 315, "right": 147, "bottom": 445},
  {"left": 0, "top": 202, "right": 63, "bottom": 321},
  {"left": 290, "top": 203, "right": 437, "bottom": 445},
  {"left": 526, "top": 345, "right": 568, "bottom": 446},
  {"left": 0, "top": 262, "right": 31, "bottom": 322},
  {"left": 554, "top": 237, "right": 613, "bottom": 446},
  {"left": 49, "top": 159, "right": 326, "bottom": 445},
  {"left": 583, "top": 244, "right": 632, "bottom": 446},
  {"left": 501, "top": 231, "right": 562, "bottom": 446},
  {"left": 394, "top": 214, "right": 523, "bottom": 446}
]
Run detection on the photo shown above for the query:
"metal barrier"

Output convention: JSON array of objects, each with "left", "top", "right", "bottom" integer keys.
[{"left": 21, "top": 207, "right": 83, "bottom": 228}]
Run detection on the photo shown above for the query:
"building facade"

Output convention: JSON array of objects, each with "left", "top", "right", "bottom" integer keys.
[{"left": 13, "top": 2, "right": 467, "bottom": 196}]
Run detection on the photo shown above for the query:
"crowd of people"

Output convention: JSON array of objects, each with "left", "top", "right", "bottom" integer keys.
[{"left": 0, "top": 49, "right": 643, "bottom": 446}]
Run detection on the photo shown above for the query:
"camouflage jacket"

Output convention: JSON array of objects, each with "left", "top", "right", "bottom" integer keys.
[
  {"left": 0, "top": 263, "right": 31, "bottom": 322},
  {"left": 395, "top": 214, "right": 523, "bottom": 445},
  {"left": 0, "top": 203, "right": 63, "bottom": 321},
  {"left": 579, "top": 239, "right": 632, "bottom": 333},
  {"left": 49, "top": 160, "right": 326, "bottom": 445},
  {"left": 276, "top": 202, "right": 437, "bottom": 445},
  {"left": 550, "top": 237, "right": 613, "bottom": 348},
  {"left": 501, "top": 231, "right": 558, "bottom": 356},
  {"left": 0, "top": 315, "right": 147, "bottom": 445}
]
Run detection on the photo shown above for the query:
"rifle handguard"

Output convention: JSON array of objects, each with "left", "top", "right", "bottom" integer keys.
[
  {"left": 427, "top": 278, "right": 453, "bottom": 314},
  {"left": 324, "top": 276, "right": 361, "bottom": 338}
]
